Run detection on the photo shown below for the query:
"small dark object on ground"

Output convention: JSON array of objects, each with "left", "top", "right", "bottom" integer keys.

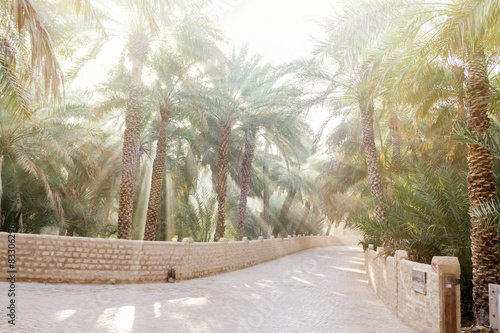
[{"left": 167, "top": 268, "right": 176, "bottom": 283}]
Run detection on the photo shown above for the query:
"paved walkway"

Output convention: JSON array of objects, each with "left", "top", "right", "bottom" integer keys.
[{"left": 1, "top": 246, "right": 414, "bottom": 333}]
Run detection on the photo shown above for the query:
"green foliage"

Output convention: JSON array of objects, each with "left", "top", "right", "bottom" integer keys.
[
  {"left": 348, "top": 163, "right": 473, "bottom": 317},
  {"left": 175, "top": 189, "right": 216, "bottom": 242}
]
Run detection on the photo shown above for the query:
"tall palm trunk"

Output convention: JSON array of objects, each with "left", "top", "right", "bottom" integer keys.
[
  {"left": 360, "top": 102, "right": 386, "bottom": 223},
  {"left": 214, "top": 123, "right": 232, "bottom": 242},
  {"left": 388, "top": 116, "right": 402, "bottom": 172},
  {"left": 118, "top": 35, "right": 149, "bottom": 239},
  {"left": 117, "top": 40, "right": 149, "bottom": 240},
  {"left": 295, "top": 200, "right": 310, "bottom": 235},
  {"left": 16, "top": 192, "right": 23, "bottom": 232},
  {"left": 237, "top": 128, "right": 257, "bottom": 235},
  {"left": 144, "top": 104, "right": 171, "bottom": 241},
  {"left": 262, "top": 143, "right": 270, "bottom": 238},
  {"left": 466, "top": 46, "right": 499, "bottom": 326},
  {"left": 273, "top": 187, "right": 296, "bottom": 237}
]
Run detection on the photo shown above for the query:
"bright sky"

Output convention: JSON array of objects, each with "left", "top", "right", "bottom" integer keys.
[
  {"left": 218, "top": 0, "right": 340, "bottom": 135},
  {"left": 218, "top": 0, "right": 336, "bottom": 63}
]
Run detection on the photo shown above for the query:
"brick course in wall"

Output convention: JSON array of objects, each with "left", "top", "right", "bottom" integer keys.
[
  {"left": 365, "top": 247, "right": 460, "bottom": 333},
  {"left": 0, "top": 232, "right": 359, "bottom": 284}
]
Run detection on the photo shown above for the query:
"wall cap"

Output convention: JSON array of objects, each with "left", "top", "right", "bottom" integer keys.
[
  {"left": 395, "top": 250, "right": 409, "bottom": 262},
  {"left": 431, "top": 256, "right": 460, "bottom": 276}
]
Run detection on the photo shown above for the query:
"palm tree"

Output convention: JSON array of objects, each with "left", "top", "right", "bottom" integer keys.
[
  {"left": 177, "top": 188, "right": 217, "bottom": 242},
  {"left": 143, "top": 103, "right": 171, "bottom": 241},
  {"left": 115, "top": 0, "right": 175, "bottom": 240},
  {"left": 213, "top": 120, "right": 231, "bottom": 241},
  {"left": 143, "top": 13, "right": 225, "bottom": 241},
  {"left": 235, "top": 85, "right": 308, "bottom": 237},
  {"left": 464, "top": 45, "right": 499, "bottom": 328},
  {"left": 236, "top": 126, "right": 258, "bottom": 234},
  {"left": 261, "top": 142, "right": 270, "bottom": 238},
  {"left": 116, "top": 21, "right": 151, "bottom": 239},
  {"left": 306, "top": 61, "right": 387, "bottom": 226},
  {"left": 294, "top": 199, "right": 311, "bottom": 236},
  {"left": 272, "top": 164, "right": 316, "bottom": 237},
  {"left": 306, "top": 0, "right": 407, "bottom": 230},
  {"left": 194, "top": 47, "right": 277, "bottom": 241}
]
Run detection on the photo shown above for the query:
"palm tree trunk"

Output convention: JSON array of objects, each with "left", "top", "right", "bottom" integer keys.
[
  {"left": 16, "top": 192, "right": 23, "bottom": 233},
  {"left": 144, "top": 104, "right": 171, "bottom": 241},
  {"left": 262, "top": 143, "right": 270, "bottom": 238},
  {"left": 360, "top": 102, "right": 386, "bottom": 223},
  {"left": 326, "top": 220, "right": 333, "bottom": 236},
  {"left": 214, "top": 123, "right": 232, "bottom": 242},
  {"left": 165, "top": 172, "right": 175, "bottom": 241},
  {"left": 101, "top": 178, "right": 118, "bottom": 230},
  {"left": 237, "top": 128, "right": 257, "bottom": 235},
  {"left": 295, "top": 200, "right": 310, "bottom": 235},
  {"left": 117, "top": 56, "right": 145, "bottom": 240},
  {"left": 273, "top": 187, "right": 296, "bottom": 237},
  {"left": 58, "top": 218, "right": 72, "bottom": 236},
  {"left": 59, "top": 221, "right": 66, "bottom": 235},
  {"left": 466, "top": 46, "right": 499, "bottom": 326},
  {"left": 388, "top": 116, "right": 402, "bottom": 172}
]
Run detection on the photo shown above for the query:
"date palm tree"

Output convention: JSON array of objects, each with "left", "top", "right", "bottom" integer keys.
[
  {"left": 143, "top": 13, "right": 225, "bottom": 241},
  {"left": 307, "top": 61, "right": 387, "bottom": 225},
  {"left": 116, "top": 21, "right": 152, "bottom": 239},
  {"left": 446, "top": 6, "right": 500, "bottom": 325},
  {"left": 195, "top": 47, "right": 279, "bottom": 241},
  {"left": 306, "top": 0, "right": 410, "bottom": 232},
  {"left": 235, "top": 85, "right": 308, "bottom": 236},
  {"left": 115, "top": 0, "right": 175, "bottom": 240},
  {"left": 272, "top": 164, "right": 316, "bottom": 237}
]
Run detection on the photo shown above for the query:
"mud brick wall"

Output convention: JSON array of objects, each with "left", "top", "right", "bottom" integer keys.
[
  {"left": 365, "top": 246, "right": 460, "bottom": 333},
  {"left": 365, "top": 248, "right": 398, "bottom": 314},
  {"left": 0, "top": 233, "right": 359, "bottom": 284}
]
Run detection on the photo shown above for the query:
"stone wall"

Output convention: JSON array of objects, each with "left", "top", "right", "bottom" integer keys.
[
  {"left": 0, "top": 232, "right": 359, "bottom": 284},
  {"left": 365, "top": 246, "right": 460, "bottom": 333}
]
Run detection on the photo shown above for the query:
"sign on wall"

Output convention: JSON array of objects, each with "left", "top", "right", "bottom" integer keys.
[{"left": 412, "top": 269, "right": 427, "bottom": 295}]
